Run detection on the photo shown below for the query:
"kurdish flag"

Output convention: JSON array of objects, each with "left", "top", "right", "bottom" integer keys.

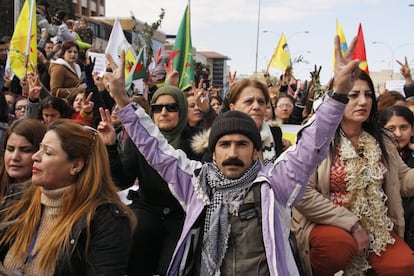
[
  {"left": 125, "top": 48, "right": 146, "bottom": 95},
  {"left": 131, "top": 49, "right": 147, "bottom": 80},
  {"left": 9, "top": 0, "right": 37, "bottom": 79},
  {"left": 267, "top": 33, "right": 291, "bottom": 71},
  {"left": 168, "top": 5, "right": 194, "bottom": 90}
]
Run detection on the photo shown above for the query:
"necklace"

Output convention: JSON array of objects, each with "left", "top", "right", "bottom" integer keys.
[{"left": 339, "top": 130, "right": 395, "bottom": 275}]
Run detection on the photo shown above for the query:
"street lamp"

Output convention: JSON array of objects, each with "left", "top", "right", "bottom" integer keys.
[
  {"left": 254, "top": 0, "right": 262, "bottom": 76},
  {"left": 287, "top": 31, "right": 310, "bottom": 41},
  {"left": 372, "top": 41, "right": 414, "bottom": 79},
  {"left": 372, "top": 41, "right": 394, "bottom": 79}
]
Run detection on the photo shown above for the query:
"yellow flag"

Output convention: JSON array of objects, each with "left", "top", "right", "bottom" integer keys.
[
  {"left": 268, "top": 33, "right": 291, "bottom": 71},
  {"left": 9, "top": 0, "right": 37, "bottom": 79},
  {"left": 333, "top": 20, "right": 348, "bottom": 71},
  {"left": 124, "top": 47, "right": 137, "bottom": 80}
]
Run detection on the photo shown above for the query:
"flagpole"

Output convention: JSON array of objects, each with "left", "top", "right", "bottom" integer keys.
[
  {"left": 254, "top": 0, "right": 261, "bottom": 76},
  {"left": 24, "top": 0, "right": 35, "bottom": 77},
  {"left": 266, "top": 48, "right": 276, "bottom": 73},
  {"left": 264, "top": 31, "right": 277, "bottom": 73}
]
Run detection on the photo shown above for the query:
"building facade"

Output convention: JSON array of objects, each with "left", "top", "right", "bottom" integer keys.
[
  {"left": 196, "top": 51, "right": 230, "bottom": 88},
  {"left": 72, "top": 0, "right": 105, "bottom": 17}
]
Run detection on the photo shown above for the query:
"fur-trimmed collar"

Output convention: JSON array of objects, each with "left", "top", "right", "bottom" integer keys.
[
  {"left": 265, "top": 118, "right": 283, "bottom": 128},
  {"left": 51, "top": 58, "right": 82, "bottom": 79},
  {"left": 191, "top": 129, "right": 210, "bottom": 155}
]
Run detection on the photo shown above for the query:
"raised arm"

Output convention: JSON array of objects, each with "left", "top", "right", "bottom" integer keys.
[
  {"left": 103, "top": 51, "right": 202, "bottom": 208},
  {"left": 268, "top": 35, "right": 361, "bottom": 206}
]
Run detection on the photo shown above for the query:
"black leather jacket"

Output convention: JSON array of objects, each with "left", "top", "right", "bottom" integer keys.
[{"left": 0, "top": 202, "right": 133, "bottom": 276}]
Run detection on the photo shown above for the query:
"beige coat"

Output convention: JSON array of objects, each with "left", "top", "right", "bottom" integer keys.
[
  {"left": 49, "top": 58, "right": 82, "bottom": 99},
  {"left": 291, "top": 134, "right": 414, "bottom": 275}
]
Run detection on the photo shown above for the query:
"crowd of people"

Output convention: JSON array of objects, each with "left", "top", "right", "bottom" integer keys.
[{"left": 1, "top": 2, "right": 414, "bottom": 275}]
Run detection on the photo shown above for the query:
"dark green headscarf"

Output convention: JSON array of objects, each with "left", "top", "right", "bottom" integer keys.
[{"left": 150, "top": 86, "right": 188, "bottom": 149}]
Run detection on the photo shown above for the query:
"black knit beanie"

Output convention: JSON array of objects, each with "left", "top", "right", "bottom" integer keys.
[{"left": 208, "top": 110, "right": 262, "bottom": 152}]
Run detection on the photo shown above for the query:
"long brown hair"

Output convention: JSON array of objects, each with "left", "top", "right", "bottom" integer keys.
[
  {"left": 0, "top": 119, "right": 136, "bottom": 272},
  {"left": 0, "top": 119, "right": 46, "bottom": 200}
]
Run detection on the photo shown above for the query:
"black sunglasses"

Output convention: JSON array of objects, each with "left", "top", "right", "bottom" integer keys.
[{"left": 151, "top": 103, "right": 179, "bottom": 113}]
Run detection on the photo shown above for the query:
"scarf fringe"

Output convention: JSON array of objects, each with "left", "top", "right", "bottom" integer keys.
[
  {"left": 199, "top": 161, "right": 261, "bottom": 275},
  {"left": 339, "top": 131, "right": 395, "bottom": 275}
]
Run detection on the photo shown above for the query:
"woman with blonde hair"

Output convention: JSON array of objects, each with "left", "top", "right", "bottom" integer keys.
[{"left": 0, "top": 119, "right": 136, "bottom": 275}]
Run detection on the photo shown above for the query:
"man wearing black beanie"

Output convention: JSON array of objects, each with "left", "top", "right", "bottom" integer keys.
[{"left": 104, "top": 34, "right": 360, "bottom": 275}]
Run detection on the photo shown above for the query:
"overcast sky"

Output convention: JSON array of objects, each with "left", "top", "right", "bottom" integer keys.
[{"left": 106, "top": 0, "right": 414, "bottom": 83}]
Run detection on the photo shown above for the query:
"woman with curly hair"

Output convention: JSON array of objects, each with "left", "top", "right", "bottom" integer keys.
[{"left": 291, "top": 70, "right": 414, "bottom": 275}]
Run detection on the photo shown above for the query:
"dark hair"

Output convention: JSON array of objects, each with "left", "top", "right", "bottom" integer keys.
[
  {"left": 210, "top": 95, "right": 223, "bottom": 105},
  {"left": 333, "top": 70, "right": 389, "bottom": 161},
  {"left": 2, "top": 119, "right": 46, "bottom": 154},
  {"left": 0, "top": 36, "right": 10, "bottom": 44},
  {"left": 37, "top": 0, "right": 49, "bottom": 8},
  {"left": 37, "top": 47, "right": 47, "bottom": 60},
  {"left": 66, "top": 89, "right": 84, "bottom": 112},
  {"left": 14, "top": 96, "right": 27, "bottom": 107},
  {"left": 275, "top": 93, "right": 295, "bottom": 106},
  {"left": 56, "top": 10, "right": 67, "bottom": 21},
  {"left": 59, "top": 41, "right": 79, "bottom": 58},
  {"left": 267, "top": 101, "right": 276, "bottom": 121},
  {"left": 358, "top": 70, "right": 380, "bottom": 135},
  {"left": 0, "top": 119, "right": 46, "bottom": 197},
  {"left": 39, "top": 96, "right": 72, "bottom": 120},
  {"left": 0, "top": 93, "right": 9, "bottom": 123},
  {"left": 378, "top": 105, "right": 414, "bottom": 128},
  {"left": 377, "top": 91, "right": 406, "bottom": 113}
]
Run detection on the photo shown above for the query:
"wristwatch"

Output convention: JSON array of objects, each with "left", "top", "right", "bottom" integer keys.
[{"left": 328, "top": 90, "right": 349, "bottom": 104}]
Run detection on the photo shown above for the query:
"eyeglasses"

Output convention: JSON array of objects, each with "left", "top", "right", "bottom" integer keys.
[
  {"left": 15, "top": 105, "right": 27, "bottom": 111},
  {"left": 151, "top": 103, "right": 179, "bottom": 113},
  {"left": 276, "top": 103, "right": 294, "bottom": 109}
]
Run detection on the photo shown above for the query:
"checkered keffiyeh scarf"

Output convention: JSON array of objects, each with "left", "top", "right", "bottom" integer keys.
[{"left": 198, "top": 160, "right": 260, "bottom": 276}]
